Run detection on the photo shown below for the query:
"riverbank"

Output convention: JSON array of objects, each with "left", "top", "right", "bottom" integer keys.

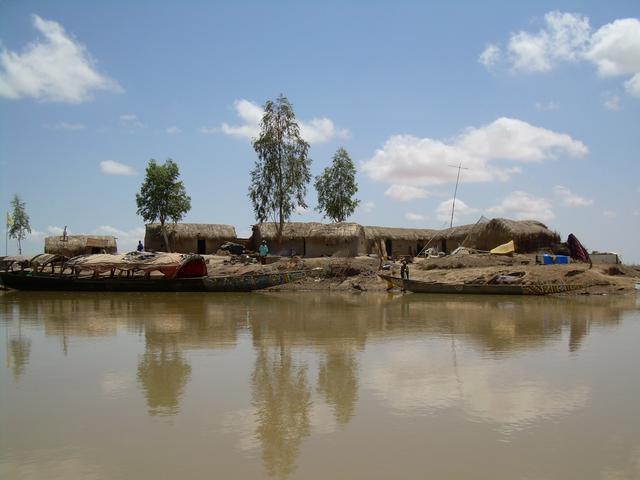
[{"left": 205, "top": 254, "right": 640, "bottom": 295}]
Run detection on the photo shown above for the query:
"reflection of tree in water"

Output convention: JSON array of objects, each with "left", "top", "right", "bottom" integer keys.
[
  {"left": 137, "top": 345, "right": 192, "bottom": 416},
  {"left": 8, "top": 337, "right": 31, "bottom": 380},
  {"left": 317, "top": 351, "right": 358, "bottom": 426},
  {"left": 251, "top": 347, "right": 311, "bottom": 478}
]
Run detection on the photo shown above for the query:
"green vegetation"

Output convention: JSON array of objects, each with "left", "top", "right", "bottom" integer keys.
[
  {"left": 315, "top": 147, "right": 359, "bottom": 222},
  {"left": 249, "top": 95, "right": 311, "bottom": 239},
  {"left": 8, "top": 194, "right": 31, "bottom": 255},
  {"left": 136, "top": 159, "right": 191, "bottom": 252}
]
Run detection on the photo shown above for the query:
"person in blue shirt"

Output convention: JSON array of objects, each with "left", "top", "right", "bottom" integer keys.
[{"left": 258, "top": 240, "right": 269, "bottom": 265}]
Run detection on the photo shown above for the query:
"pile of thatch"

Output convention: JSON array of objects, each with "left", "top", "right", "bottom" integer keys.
[
  {"left": 364, "top": 226, "right": 437, "bottom": 241},
  {"left": 145, "top": 223, "right": 236, "bottom": 240},
  {"left": 476, "top": 218, "right": 560, "bottom": 252},
  {"left": 45, "top": 235, "right": 117, "bottom": 256}
]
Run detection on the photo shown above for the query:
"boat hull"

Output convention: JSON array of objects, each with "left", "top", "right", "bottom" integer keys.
[
  {"left": 379, "top": 274, "right": 584, "bottom": 295},
  {"left": 0, "top": 271, "right": 306, "bottom": 292}
]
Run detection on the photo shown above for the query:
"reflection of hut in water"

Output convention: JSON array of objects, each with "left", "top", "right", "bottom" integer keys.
[
  {"left": 45, "top": 235, "right": 117, "bottom": 256},
  {"left": 144, "top": 223, "right": 237, "bottom": 254},
  {"left": 363, "top": 226, "right": 437, "bottom": 257}
]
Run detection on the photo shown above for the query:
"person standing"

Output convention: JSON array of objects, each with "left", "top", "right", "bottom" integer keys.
[
  {"left": 259, "top": 240, "right": 269, "bottom": 265},
  {"left": 400, "top": 259, "right": 409, "bottom": 280}
]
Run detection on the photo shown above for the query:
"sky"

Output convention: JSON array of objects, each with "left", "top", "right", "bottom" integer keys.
[{"left": 0, "top": 1, "right": 638, "bottom": 262}]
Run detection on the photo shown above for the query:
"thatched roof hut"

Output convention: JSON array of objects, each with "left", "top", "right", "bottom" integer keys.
[
  {"left": 306, "top": 223, "right": 365, "bottom": 257},
  {"left": 363, "top": 226, "right": 437, "bottom": 257},
  {"left": 431, "top": 218, "right": 560, "bottom": 253},
  {"left": 144, "top": 223, "right": 237, "bottom": 254},
  {"left": 44, "top": 235, "right": 117, "bottom": 257},
  {"left": 475, "top": 218, "right": 560, "bottom": 253}
]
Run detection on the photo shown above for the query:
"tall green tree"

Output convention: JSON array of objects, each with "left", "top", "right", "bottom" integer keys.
[
  {"left": 136, "top": 159, "right": 191, "bottom": 252},
  {"left": 249, "top": 95, "right": 311, "bottom": 239},
  {"left": 8, "top": 194, "right": 31, "bottom": 255},
  {"left": 314, "top": 148, "right": 359, "bottom": 222}
]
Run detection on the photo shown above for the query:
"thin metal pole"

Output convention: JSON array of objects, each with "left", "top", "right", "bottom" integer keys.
[
  {"left": 5, "top": 212, "right": 8, "bottom": 256},
  {"left": 450, "top": 163, "right": 462, "bottom": 229}
]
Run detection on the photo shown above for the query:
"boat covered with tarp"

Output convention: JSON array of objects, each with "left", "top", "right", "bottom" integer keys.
[{"left": 0, "top": 251, "right": 305, "bottom": 292}]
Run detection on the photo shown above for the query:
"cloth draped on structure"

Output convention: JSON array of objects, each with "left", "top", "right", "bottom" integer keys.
[
  {"left": 567, "top": 234, "right": 591, "bottom": 264},
  {"left": 64, "top": 251, "right": 207, "bottom": 278}
]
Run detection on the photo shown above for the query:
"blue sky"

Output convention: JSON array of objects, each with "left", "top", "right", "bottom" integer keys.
[{"left": 1, "top": 1, "right": 638, "bottom": 262}]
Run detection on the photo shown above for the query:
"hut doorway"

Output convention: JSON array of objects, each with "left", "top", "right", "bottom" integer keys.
[
  {"left": 197, "top": 239, "right": 206, "bottom": 254},
  {"left": 385, "top": 239, "right": 393, "bottom": 258},
  {"left": 440, "top": 239, "right": 447, "bottom": 254}
]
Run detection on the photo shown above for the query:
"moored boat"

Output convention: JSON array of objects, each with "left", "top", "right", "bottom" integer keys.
[
  {"left": 379, "top": 274, "right": 585, "bottom": 295},
  {"left": 0, "top": 251, "right": 306, "bottom": 292}
]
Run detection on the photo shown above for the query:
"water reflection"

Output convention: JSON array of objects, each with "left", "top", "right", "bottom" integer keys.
[{"left": 1, "top": 291, "right": 638, "bottom": 479}]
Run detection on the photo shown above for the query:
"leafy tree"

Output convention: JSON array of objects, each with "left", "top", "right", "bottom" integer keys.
[
  {"left": 249, "top": 95, "right": 311, "bottom": 239},
  {"left": 8, "top": 194, "right": 31, "bottom": 255},
  {"left": 314, "top": 148, "right": 359, "bottom": 222},
  {"left": 136, "top": 159, "right": 191, "bottom": 252}
]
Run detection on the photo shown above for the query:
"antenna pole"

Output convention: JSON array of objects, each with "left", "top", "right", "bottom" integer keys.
[{"left": 450, "top": 162, "right": 462, "bottom": 229}]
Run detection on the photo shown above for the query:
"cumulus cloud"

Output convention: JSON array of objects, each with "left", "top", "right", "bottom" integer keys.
[
  {"left": 294, "top": 205, "right": 310, "bottom": 215},
  {"left": 535, "top": 101, "right": 559, "bottom": 111},
  {"left": 166, "top": 126, "right": 181, "bottom": 135},
  {"left": 47, "top": 225, "right": 67, "bottom": 235},
  {"left": 482, "top": 12, "right": 640, "bottom": 97},
  {"left": 220, "top": 99, "right": 350, "bottom": 144},
  {"left": 436, "top": 198, "right": 477, "bottom": 223},
  {"left": 0, "top": 15, "right": 122, "bottom": 102},
  {"left": 361, "top": 117, "right": 586, "bottom": 188},
  {"left": 384, "top": 184, "right": 430, "bottom": 202},
  {"left": 358, "top": 201, "right": 375, "bottom": 214},
  {"left": 489, "top": 191, "right": 555, "bottom": 221},
  {"left": 404, "top": 212, "right": 427, "bottom": 221},
  {"left": 553, "top": 185, "right": 593, "bottom": 207},
  {"left": 478, "top": 43, "right": 501, "bottom": 68},
  {"left": 99, "top": 160, "right": 135, "bottom": 176}
]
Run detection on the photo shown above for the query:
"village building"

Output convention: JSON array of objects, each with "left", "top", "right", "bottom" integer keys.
[
  {"left": 44, "top": 235, "right": 118, "bottom": 257},
  {"left": 431, "top": 218, "right": 560, "bottom": 254},
  {"left": 144, "top": 223, "right": 237, "bottom": 254},
  {"left": 364, "top": 226, "right": 437, "bottom": 258}
]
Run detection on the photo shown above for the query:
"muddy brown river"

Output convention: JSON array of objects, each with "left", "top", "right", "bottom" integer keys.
[{"left": 1, "top": 291, "right": 639, "bottom": 479}]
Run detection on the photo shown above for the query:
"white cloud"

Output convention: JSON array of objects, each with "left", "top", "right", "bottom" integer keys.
[
  {"left": 553, "top": 185, "right": 593, "bottom": 207},
  {"left": 166, "top": 126, "right": 181, "bottom": 135},
  {"left": 361, "top": 117, "right": 586, "bottom": 188},
  {"left": 0, "top": 15, "right": 122, "bottom": 102},
  {"left": 45, "top": 122, "right": 86, "bottom": 130},
  {"left": 404, "top": 212, "right": 427, "bottom": 221},
  {"left": 119, "top": 113, "right": 144, "bottom": 129},
  {"left": 220, "top": 99, "right": 349, "bottom": 144},
  {"left": 535, "top": 101, "right": 559, "bottom": 111},
  {"left": 603, "top": 210, "right": 617, "bottom": 218},
  {"left": 484, "top": 13, "right": 640, "bottom": 97},
  {"left": 294, "top": 205, "right": 310, "bottom": 215},
  {"left": 436, "top": 198, "right": 477, "bottom": 223},
  {"left": 94, "top": 226, "right": 145, "bottom": 252},
  {"left": 489, "top": 191, "right": 555, "bottom": 221},
  {"left": 199, "top": 126, "right": 218, "bottom": 135},
  {"left": 99, "top": 160, "right": 136, "bottom": 176},
  {"left": 358, "top": 201, "right": 375, "bottom": 214},
  {"left": 26, "top": 228, "right": 45, "bottom": 240},
  {"left": 384, "top": 184, "right": 430, "bottom": 202},
  {"left": 479, "top": 43, "right": 501, "bottom": 68},
  {"left": 603, "top": 94, "right": 622, "bottom": 111},
  {"left": 625, "top": 73, "right": 640, "bottom": 97}
]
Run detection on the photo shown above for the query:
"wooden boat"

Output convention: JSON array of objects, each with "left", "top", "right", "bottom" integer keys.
[
  {"left": 379, "top": 274, "right": 585, "bottom": 295},
  {"left": 0, "top": 252, "right": 306, "bottom": 292},
  {"left": 0, "top": 270, "right": 306, "bottom": 292}
]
